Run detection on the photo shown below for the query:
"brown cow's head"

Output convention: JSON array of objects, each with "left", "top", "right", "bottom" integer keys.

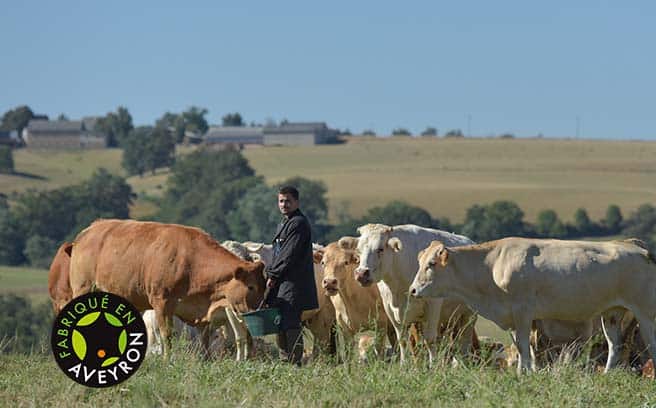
[
  {"left": 224, "top": 261, "right": 266, "bottom": 313},
  {"left": 320, "top": 243, "right": 359, "bottom": 296}
]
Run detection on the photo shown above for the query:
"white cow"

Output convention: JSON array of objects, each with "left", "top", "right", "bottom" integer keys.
[
  {"left": 410, "top": 238, "right": 656, "bottom": 374},
  {"left": 341, "top": 224, "right": 478, "bottom": 365}
]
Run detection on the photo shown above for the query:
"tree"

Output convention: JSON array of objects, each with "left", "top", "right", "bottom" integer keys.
[
  {"left": 222, "top": 112, "right": 244, "bottom": 127},
  {"left": 392, "top": 128, "right": 412, "bottom": 136},
  {"left": 226, "top": 183, "right": 281, "bottom": 242},
  {"left": 573, "top": 208, "right": 593, "bottom": 236},
  {"left": 420, "top": 127, "right": 438, "bottom": 137},
  {"left": 0, "top": 294, "right": 53, "bottom": 353},
  {"left": 461, "top": 201, "right": 526, "bottom": 242},
  {"left": 622, "top": 204, "right": 656, "bottom": 250},
  {"left": 56, "top": 113, "right": 69, "bottom": 121},
  {"left": 24, "top": 235, "right": 58, "bottom": 268},
  {"left": 156, "top": 112, "right": 186, "bottom": 142},
  {"left": 121, "top": 126, "right": 175, "bottom": 176},
  {"left": 157, "top": 148, "right": 261, "bottom": 239},
  {"left": 0, "top": 207, "right": 25, "bottom": 265},
  {"left": 603, "top": 204, "right": 623, "bottom": 234},
  {"left": 121, "top": 127, "right": 149, "bottom": 176},
  {"left": 444, "top": 129, "right": 464, "bottom": 138},
  {"left": 0, "top": 146, "right": 14, "bottom": 174},
  {"left": 0, "top": 105, "right": 34, "bottom": 135},
  {"left": 365, "top": 201, "right": 434, "bottom": 228},
  {"left": 183, "top": 106, "right": 209, "bottom": 134},
  {"left": 95, "top": 106, "right": 134, "bottom": 147},
  {"left": 535, "top": 209, "right": 566, "bottom": 238},
  {"left": 361, "top": 129, "right": 376, "bottom": 136},
  {"left": 145, "top": 126, "right": 175, "bottom": 175}
]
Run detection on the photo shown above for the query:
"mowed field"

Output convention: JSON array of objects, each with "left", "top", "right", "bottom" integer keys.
[
  {"left": 2, "top": 138, "right": 655, "bottom": 223},
  {"left": 243, "top": 137, "right": 656, "bottom": 223}
]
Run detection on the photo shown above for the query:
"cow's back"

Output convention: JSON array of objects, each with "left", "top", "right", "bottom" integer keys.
[{"left": 69, "top": 219, "right": 237, "bottom": 311}]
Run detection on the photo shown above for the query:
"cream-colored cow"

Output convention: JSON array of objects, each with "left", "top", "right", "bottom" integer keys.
[
  {"left": 317, "top": 242, "right": 395, "bottom": 360},
  {"left": 342, "top": 224, "right": 478, "bottom": 365},
  {"left": 410, "top": 238, "right": 656, "bottom": 374}
]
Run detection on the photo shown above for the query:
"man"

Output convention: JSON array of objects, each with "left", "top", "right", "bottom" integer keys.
[{"left": 265, "top": 186, "right": 319, "bottom": 366}]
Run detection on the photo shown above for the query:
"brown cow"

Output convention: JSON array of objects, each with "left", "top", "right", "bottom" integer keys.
[
  {"left": 48, "top": 242, "right": 73, "bottom": 314},
  {"left": 317, "top": 242, "right": 394, "bottom": 360},
  {"left": 69, "top": 219, "right": 266, "bottom": 356}
]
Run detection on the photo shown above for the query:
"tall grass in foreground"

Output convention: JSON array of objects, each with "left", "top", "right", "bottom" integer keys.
[{"left": 1, "top": 337, "right": 655, "bottom": 407}]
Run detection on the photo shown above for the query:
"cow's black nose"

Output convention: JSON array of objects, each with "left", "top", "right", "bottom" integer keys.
[{"left": 410, "top": 288, "right": 417, "bottom": 296}]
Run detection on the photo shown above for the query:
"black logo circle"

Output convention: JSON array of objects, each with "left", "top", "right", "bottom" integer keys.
[{"left": 51, "top": 292, "right": 147, "bottom": 388}]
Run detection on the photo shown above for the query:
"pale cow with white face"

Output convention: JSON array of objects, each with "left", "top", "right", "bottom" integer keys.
[
  {"left": 341, "top": 224, "right": 478, "bottom": 365},
  {"left": 410, "top": 238, "right": 656, "bottom": 374}
]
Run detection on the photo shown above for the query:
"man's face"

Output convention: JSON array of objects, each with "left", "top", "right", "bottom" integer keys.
[{"left": 278, "top": 193, "right": 299, "bottom": 216}]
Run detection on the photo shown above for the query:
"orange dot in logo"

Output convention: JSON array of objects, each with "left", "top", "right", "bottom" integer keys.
[{"left": 97, "top": 349, "right": 106, "bottom": 358}]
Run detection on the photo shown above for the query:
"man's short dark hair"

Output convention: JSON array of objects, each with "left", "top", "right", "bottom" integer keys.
[{"left": 278, "top": 186, "right": 299, "bottom": 200}]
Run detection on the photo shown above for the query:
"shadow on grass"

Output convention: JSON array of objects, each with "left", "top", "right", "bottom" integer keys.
[{"left": 4, "top": 171, "right": 48, "bottom": 180}]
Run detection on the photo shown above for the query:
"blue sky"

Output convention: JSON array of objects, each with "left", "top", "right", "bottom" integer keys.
[{"left": 1, "top": 1, "right": 654, "bottom": 139}]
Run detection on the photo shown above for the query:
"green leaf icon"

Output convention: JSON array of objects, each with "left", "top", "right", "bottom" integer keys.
[
  {"left": 72, "top": 329, "right": 87, "bottom": 360},
  {"left": 77, "top": 311, "right": 100, "bottom": 327},
  {"left": 101, "top": 357, "right": 119, "bottom": 367},
  {"left": 104, "top": 313, "right": 123, "bottom": 327},
  {"left": 118, "top": 329, "right": 127, "bottom": 354}
]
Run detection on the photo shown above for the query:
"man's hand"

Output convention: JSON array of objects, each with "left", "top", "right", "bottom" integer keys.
[{"left": 266, "top": 278, "right": 276, "bottom": 289}]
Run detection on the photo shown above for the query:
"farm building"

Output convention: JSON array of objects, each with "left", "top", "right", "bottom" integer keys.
[
  {"left": 202, "top": 126, "right": 264, "bottom": 146},
  {"left": 22, "top": 118, "right": 106, "bottom": 149},
  {"left": 201, "top": 122, "right": 339, "bottom": 147},
  {"left": 263, "top": 122, "right": 338, "bottom": 146}
]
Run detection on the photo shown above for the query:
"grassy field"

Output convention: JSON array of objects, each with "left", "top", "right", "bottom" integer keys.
[
  {"left": 0, "top": 265, "right": 49, "bottom": 305},
  {"left": 243, "top": 137, "right": 656, "bottom": 223},
  {"left": 1, "top": 349, "right": 654, "bottom": 407},
  {"left": 2, "top": 138, "right": 656, "bottom": 224}
]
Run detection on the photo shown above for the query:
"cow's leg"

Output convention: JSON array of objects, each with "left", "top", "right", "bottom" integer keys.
[
  {"left": 633, "top": 311, "right": 656, "bottom": 367},
  {"left": 511, "top": 307, "right": 533, "bottom": 374},
  {"left": 424, "top": 300, "right": 443, "bottom": 368},
  {"left": 225, "top": 307, "right": 248, "bottom": 361},
  {"left": 152, "top": 301, "right": 174, "bottom": 357},
  {"left": 601, "top": 309, "right": 623, "bottom": 373}
]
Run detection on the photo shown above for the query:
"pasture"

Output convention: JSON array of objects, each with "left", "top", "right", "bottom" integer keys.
[
  {"left": 0, "top": 265, "right": 49, "bottom": 304},
  {"left": 2, "top": 347, "right": 655, "bottom": 407},
  {"left": 2, "top": 138, "right": 655, "bottom": 223}
]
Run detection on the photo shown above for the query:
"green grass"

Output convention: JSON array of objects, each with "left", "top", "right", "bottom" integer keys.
[
  {"left": 2, "top": 350, "right": 654, "bottom": 407},
  {"left": 0, "top": 265, "right": 49, "bottom": 304}
]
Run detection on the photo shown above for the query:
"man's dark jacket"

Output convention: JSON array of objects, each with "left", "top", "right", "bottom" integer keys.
[{"left": 265, "top": 209, "right": 319, "bottom": 312}]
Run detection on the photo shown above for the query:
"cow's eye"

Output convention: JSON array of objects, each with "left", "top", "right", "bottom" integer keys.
[
  {"left": 248, "top": 285, "right": 255, "bottom": 291},
  {"left": 428, "top": 261, "right": 436, "bottom": 267},
  {"left": 376, "top": 248, "right": 384, "bottom": 254}
]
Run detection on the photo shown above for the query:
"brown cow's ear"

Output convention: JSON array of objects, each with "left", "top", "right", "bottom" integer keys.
[{"left": 313, "top": 250, "right": 324, "bottom": 264}]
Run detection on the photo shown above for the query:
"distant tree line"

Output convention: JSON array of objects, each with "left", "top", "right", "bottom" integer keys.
[
  {"left": 3, "top": 148, "right": 656, "bottom": 268},
  {"left": 0, "top": 169, "right": 134, "bottom": 266}
]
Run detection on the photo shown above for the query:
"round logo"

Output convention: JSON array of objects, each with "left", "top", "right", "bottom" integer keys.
[{"left": 51, "top": 292, "right": 147, "bottom": 388}]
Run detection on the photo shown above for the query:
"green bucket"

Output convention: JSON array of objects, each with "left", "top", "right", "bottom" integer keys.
[{"left": 242, "top": 307, "right": 281, "bottom": 336}]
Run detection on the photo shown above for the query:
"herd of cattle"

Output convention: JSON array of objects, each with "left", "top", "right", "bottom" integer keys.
[{"left": 48, "top": 219, "right": 656, "bottom": 375}]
